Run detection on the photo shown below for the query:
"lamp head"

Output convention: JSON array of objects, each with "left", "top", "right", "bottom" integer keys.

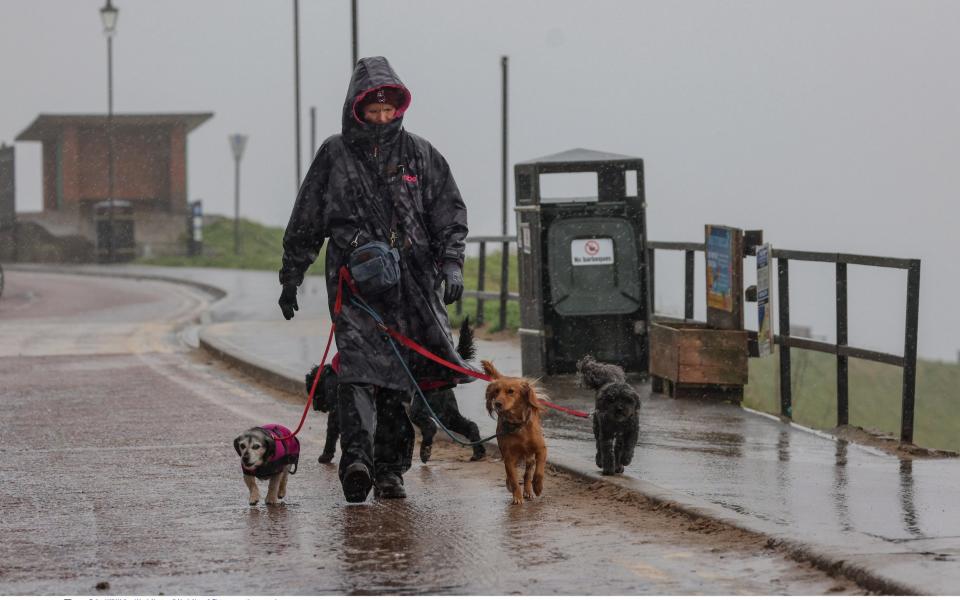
[{"left": 100, "top": 0, "right": 118, "bottom": 37}]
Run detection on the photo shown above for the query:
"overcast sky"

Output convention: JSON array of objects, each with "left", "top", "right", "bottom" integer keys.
[{"left": 1, "top": 0, "right": 958, "bottom": 362}]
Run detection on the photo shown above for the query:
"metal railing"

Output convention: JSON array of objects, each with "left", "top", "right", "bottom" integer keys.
[
  {"left": 455, "top": 235, "right": 519, "bottom": 331},
  {"left": 647, "top": 241, "right": 922, "bottom": 443}
]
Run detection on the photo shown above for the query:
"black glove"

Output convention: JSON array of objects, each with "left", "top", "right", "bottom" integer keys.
[
  {"left": 441, "top": 261, "right": 464, "bottom": 305},
  {"left": 278, "top": 284, "right": 299, "bottom": 320}
]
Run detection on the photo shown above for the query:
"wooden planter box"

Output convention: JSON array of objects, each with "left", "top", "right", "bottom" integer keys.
[{"left": 649, "top": 321, "right": 748, "bottom": 401}]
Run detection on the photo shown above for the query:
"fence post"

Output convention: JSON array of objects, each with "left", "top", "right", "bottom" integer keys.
[
  {"left": 499, "top": 240, "right": 510, "bottom": 331},
  {"left": 476, "top": 241, "right": 487, "bottom": 326},
  {"left": 836, "top": 262, "right": 848, "bottom": 426},
  {"left": 684, "top": 249, "right": 695, "bottom": 320},
  {"left": 900, "top": 260, "right": 921, "bottom": 444},
  {"left": 777, "top": 257, "right": 792, "bottom": 419}
]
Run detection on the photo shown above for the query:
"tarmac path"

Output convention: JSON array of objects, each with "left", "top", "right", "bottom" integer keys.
[{"left": 0, "top": 271, "right": 866, "bottom": 594}]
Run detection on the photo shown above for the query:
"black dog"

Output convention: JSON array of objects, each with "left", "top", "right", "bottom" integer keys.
[
  {"left": 305, "top": 317, "right": 485, "bottom": 464},
  {"left": 411, "top": 317, "right": 486, "bottom": 463},
  {"left": 576, "top": 355, "right": 641, "bottom": 476},
  {"left": 305, "top": 362, "right": 341, "bottom": 463}
]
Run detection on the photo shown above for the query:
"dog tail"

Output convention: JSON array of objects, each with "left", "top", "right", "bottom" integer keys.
[
  {"left": 576, "top": 354, "right": 626, "bottom": 389},
  {"left": 456, "top": 316, "right": 477, "bottom": 361}
]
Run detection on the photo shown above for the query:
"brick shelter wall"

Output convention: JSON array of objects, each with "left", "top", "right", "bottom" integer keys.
[{"left": 16, "top": 113, "right": 212, "bottom": 260}]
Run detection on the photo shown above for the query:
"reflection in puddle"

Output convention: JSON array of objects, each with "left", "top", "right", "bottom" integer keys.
[
  {"left": 832, "top": 439, "right": 853, "bottom": 532},
  {"left": 899, "top": 460, "right": 923, "bottom": 537}
]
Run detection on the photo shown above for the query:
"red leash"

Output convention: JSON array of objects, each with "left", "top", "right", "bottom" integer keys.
[
  {"left": 271, "top": 269, "right": 352, "bottom": 442},
  {"left": 274, "top": 266, "right": 589, "bottom": 442},
  {"left": 376, "top": 321, "right": 590, "bottom": 419}
]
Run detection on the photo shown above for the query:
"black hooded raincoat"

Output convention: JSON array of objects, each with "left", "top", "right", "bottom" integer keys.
[{"left": 280, "top": 56, "right": 472, "bottom": 392}]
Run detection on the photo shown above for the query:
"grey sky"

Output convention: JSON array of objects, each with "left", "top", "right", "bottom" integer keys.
[{"left": 1, "top": 0, "right": 958, "bottom": 361}]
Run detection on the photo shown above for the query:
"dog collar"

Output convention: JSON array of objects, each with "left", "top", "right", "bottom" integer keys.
[{"left": 496, "top": 414, "right": 529, "bottom": 436}]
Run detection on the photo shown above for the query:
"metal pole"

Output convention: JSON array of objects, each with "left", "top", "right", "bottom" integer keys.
[
  {"left": 293, "top": 0, "right": 302, "bottom": 186},
  {"left": 107, "top": 34, "right": 115, "bottom": 262},
  {"left": 310, "top": 106, "right": 317, "bottom": 157},
  {"left": 477, "top": 241, "right": 487, "bottom": 326},
  {"left": 234, "top": 157, "right": 240, "bottom": 255},
  {"left": 351, "top": 0, "right": 358, "bottom": 68},
  {"left": 836, "top": 262, "right": 849, "bottom": 426},
  {"left": 900, "top": 260, "right": 921, "bottom": 444},
  {"left": 499, "top": 240, "right": 510, "bottom": 331},
  {"left": 777, "top": 257, "right": 792, "bottom": 419},
  {"left": 501, "top": 56, "right": 508, "bottom": 236}
]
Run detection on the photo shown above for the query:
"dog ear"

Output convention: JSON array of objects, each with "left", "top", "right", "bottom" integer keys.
[
  {"left": 485, "top": 383, "right": 497, "bottom": 418},
  {"left": 263, "top": 432, "right": 276, "bottom": 460},
  {"left": 481, "top": 360, "right": 502, "bottom": 380},
  {"left": 522, "top": 380, "right": 544, "bottom": 412},
  {"left": 233, "top": 435, "right": 244, "bottom": 457},
  {"left": 595, "top": 389, "right": 608, "bottom": 412}
]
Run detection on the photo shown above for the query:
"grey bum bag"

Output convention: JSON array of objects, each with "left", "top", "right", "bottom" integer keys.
[{"left": 348, "top": 240, "right": 401, "bottom": 297}]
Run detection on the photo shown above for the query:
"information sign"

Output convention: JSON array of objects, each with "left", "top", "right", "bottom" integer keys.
[{"left": 570, "top": 238, "right": 614, "bottom": 266}]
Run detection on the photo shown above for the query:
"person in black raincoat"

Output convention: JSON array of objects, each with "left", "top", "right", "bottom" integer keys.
[{"left": 278, "top": 56, "right": 473, "bottom": 502}]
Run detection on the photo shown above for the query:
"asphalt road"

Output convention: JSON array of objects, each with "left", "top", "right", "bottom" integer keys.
[{"left": 0, "top": 271, "right": 867, "bottom": 595}]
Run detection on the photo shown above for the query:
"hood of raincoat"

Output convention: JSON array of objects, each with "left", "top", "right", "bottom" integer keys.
[{"left": 342, "top": 56, "right": 412, "bottom": 148}]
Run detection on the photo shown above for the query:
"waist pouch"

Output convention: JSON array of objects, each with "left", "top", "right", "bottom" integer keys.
[{"left": 348, "top": 240, "right": 401, "bottom": 296}]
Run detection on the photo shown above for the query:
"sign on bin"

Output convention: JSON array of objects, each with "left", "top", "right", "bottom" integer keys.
[{"left": 571, "top": 238, "right": 614, "bottom": 266}]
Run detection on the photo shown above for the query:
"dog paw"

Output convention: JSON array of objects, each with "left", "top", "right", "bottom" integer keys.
[
  {"left": 615, "top": 464, "right": 625, "bottom": 474},
  {"left": 523, "top": 489, "right": 534, "bottom": 500},
  {"left": 602, "top": 467, "right": 616, "bottom": 476},
  {"left": 511, "top": 495, "right": 524, "bottom": 505},
  {"left": 318, "top": 453, "right": 335, "bottom": 464},
  {"left": 419, "top": 443, "right": 432, "bottom": 464},
  {"left": 248, "top": 500, "right": 258, "bottom": 506}
]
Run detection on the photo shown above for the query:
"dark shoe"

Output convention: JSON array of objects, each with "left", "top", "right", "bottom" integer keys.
[
  {"left": 317, "top": 452, "right": 335, "bottom": 464},
  {"left": 374, "top": 472, "right": 407, "bottom": 499},
  {"left": 470, "top": 443, "right": 487, "bottom": 461},
  {"left": 419, "top": 441, "right": 433, "bottom": 464},
  {"left": 341, "top": 462, "right": 372, "bottom": 503}
]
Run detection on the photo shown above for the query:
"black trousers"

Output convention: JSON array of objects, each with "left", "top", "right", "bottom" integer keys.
[
  {"left": 337, "top": 382, "right": 414, "bottom": 482},
  {"left": 408, "top": 388, "right": 482, "bottom": 445}
]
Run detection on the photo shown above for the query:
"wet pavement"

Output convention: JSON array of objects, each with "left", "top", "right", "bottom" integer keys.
[
  {"left": 5, "top": 264, "right": 960, "bottom": 593},
  {"left": 0, "top": 269, "right": 868, "bottom": 595}
]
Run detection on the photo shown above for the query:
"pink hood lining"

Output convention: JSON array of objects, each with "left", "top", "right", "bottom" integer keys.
[{"left": 351, "top": 84, "right": 412, "bottom": 125}]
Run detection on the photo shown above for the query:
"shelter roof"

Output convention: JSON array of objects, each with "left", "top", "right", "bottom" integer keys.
[
  {"left": 517, "top": 147, "right": 641, "bottom": 165},
  {"left": 16, "top": 113, "right": 213, "bottom": 141}
]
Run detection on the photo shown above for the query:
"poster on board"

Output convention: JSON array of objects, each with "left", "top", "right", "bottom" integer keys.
[{"left": 706, "top": 226, "right": 734, "bottom": 312}]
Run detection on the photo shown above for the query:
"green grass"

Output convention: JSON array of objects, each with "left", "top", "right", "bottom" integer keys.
[
  {"left": 137, "top": 218, "right": 323, "bottom": 276},
  {"left": 744, "top": 349, "right": 960, "bottom": 452}
]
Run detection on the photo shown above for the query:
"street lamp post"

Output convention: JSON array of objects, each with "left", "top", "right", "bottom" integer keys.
[
  {"left": 351, "top": 0, "right": 358, "bottom": 68},
  {"left": 293, "top": 0, "right": 302, "bottom": 186},
  {"left": 229, "top": 134, "right": 248, "bottom": 255},
  {"left": 100, "top": 0, "right": 118, "bottom": 262}
]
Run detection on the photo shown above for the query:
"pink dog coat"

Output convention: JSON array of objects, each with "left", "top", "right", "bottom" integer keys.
[{"left": 242, "top": 424, "right": 300, "bottom": 480}]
